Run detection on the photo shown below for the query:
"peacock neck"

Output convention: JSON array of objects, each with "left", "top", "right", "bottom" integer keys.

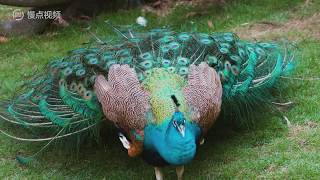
[
  {"left": 142, "top": 68, "right": 189, "bottom": 124},
  {"left": 143, "top": 118, "right": 201, "bottom": 165}
]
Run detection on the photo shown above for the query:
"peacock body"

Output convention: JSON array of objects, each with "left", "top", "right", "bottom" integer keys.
[{"left": 0, "top": 24, "right": 295, "bottom": 179}]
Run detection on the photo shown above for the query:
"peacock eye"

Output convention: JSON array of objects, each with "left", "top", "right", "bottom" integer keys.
[
  {"left": 83, "top": 90, "right": 93, "bottom": 100},
  {"left": 183, "top": 119, "right": 186, "bottom": 124}
]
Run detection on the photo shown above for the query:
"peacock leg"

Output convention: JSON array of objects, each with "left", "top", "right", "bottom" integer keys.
[
  {"left": 176, "top": 166, "right": 184, "bottom": 180},
  {"left": 154, "top": 167, "right": 164, "bottom": 180}
]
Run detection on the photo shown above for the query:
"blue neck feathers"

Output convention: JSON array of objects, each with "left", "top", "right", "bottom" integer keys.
[{"left": 144, "top": 117, "right": 200, "bottom": 165}]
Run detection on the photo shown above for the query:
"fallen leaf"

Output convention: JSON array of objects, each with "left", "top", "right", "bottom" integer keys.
[
  {"left": 185, "top": 12, "right": 197, "bottom": 18},
  {"left": 207, "top": 20, "right": 214, "bottom": 29},
  {"left": 240, "top": 22, "right": 249, "bottom": 26},
  {"left": 0, "top": 36, "right": 9, "bottom": 43}
]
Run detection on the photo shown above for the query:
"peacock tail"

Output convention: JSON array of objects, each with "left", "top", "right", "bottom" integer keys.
[{"left": 0, "top": 23, "right": 295, "bottom": 163}]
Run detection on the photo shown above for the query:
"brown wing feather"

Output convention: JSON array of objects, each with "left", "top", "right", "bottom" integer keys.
[
  {"left": 183, "top": 62, "right": 222, "bottom": 134},
  {"left": 94, "top": 64, "right": 150, "bottom": 130}
]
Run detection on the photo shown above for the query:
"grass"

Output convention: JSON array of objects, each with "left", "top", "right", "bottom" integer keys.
[{"left": 0, "top": 0, "right": 320, "bottom": 179}]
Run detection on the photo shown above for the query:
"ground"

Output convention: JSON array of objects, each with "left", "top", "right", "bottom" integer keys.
[{"left": 0, "top": 0, "right": 320, "bottom": 179}]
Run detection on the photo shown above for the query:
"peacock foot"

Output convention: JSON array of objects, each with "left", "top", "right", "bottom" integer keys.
[
  {"left": 176, "top": 166, "right": 184, "bottom": 180},
  {"left": 153, "top": 166, "right": 184, "bottom": 180},
  {"left": 154, "top": 167, "right": 164, "bottom": 180}
]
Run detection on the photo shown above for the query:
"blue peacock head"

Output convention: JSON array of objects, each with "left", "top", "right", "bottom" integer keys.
[
  {"left": 170, "top": 95, "right": 187, "bottom": 137},
  {"left": 171, "top": 111, "right": 187, "bottom": 137},
  {"left": 144, "top": 95, "right": 201, "bottom": 166}
]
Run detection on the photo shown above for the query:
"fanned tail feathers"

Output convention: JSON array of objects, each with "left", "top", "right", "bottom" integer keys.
[{"left": 0, "top": 23, "right": 296, "bottom": 162}]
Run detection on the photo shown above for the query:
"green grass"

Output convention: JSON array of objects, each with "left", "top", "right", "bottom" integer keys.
[{"left": 1, "top": 0, "right": 320, "bottom": 179}]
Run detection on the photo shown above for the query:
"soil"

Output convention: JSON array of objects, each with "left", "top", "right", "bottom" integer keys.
[{"left": 234, "top": 13, "right": 320, "bottom": 41}]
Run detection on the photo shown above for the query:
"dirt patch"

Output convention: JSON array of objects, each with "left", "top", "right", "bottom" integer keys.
[
  {"left": 288, "top": 121, "right": 318, "bottom": 142},
  {"left": 288, "top": 121, "right": 317, "bottom": 143},
  {"left": 233, "top": 13, "right": 320, "bottom": 41},
  {"left": 287, "top": 121, "right": 318, "bottom": 151},
  {"left": 288, "top": 121, "right": 318, "bottom": 137},
  {"left": 142, "top": 0, "right": 226, "bottom": 17},
  {"left": 288, "top": 124, "right": 306, "bottom": 137}
]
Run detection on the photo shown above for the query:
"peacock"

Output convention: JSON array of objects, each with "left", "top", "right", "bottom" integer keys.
[{"left": 0, "top": 22, "right": 295, "bottom": 179}]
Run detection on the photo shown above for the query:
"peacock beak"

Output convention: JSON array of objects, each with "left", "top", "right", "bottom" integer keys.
[{"left": 178, "top": 125, "right": 185, "bottom": 137}]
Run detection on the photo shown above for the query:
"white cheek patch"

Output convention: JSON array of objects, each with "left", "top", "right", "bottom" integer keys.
[
  {"left": 118, "top": 133, "right": 130, "bottom": 149},
  {"left": 180, "top": 125, "right": 185, "bottom": 137},
  {"left": 200, "top": 138, "right": 205, "bottom": 146}
]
